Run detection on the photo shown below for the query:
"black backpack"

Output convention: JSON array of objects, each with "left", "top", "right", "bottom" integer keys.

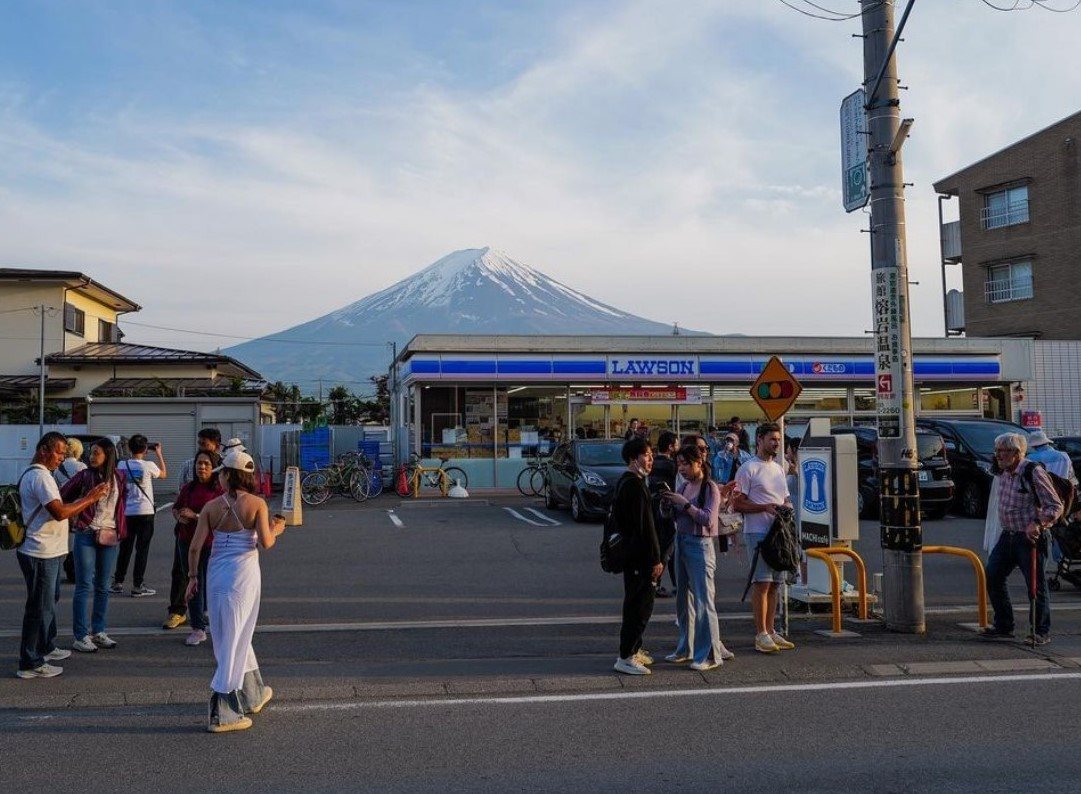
[
  {"left": 0, "top": 468, "right": 45, "bottom": 551},
  {"left": 600, "top": 477, "right": 634, "bottom": 574},
  {"left": 1022, "top": 461, "right": 1075, "bottom": 527},
  {"left": 741, "top": 505, "right": 799, "bottom": 601}
]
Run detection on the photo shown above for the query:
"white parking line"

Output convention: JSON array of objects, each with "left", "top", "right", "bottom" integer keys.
[
  {"left": 275, "top": 671, "right": 1081, "bottom": 713},
  {"left": 155, "top": 502, "right": 174, "bottom": 514},
  {"left": 503, "top": 507, "right": 547, "bottom": 526},
  {"left": 524, "top": 508, "right": 561, "bottom": 526},
  {"left": 387, "top": 510, "right": 404, "bottom": 529}
]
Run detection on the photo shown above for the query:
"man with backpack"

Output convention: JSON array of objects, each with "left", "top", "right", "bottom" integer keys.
[
  {"left": 611, "top": 436, "right": 663, "bottom": 676},
  {"left": 112, "top": 434, "right": 167, "bottom": 597},
  {"left": 15, "top": 432, "right": 110, "bottom": 679},
  {"left": 733, "top": 422, "right": 795, "bottom": 654},
  {"left": 981, "top": 432, "right": 1064, "bottom": 645}
]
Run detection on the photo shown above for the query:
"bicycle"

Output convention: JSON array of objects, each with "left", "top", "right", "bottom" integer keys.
[
  {"left": 400, "top": 453, "right": 468, "bottom": 498},
  {"left": 516, "top": 453, "right": 548, "bottom": 497},
  {"left": 300, "top": 453, "right": 372, "bottom": 505}
]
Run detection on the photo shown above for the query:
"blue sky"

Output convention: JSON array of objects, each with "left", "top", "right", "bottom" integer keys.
[{"left": 1, "top": 1, "right": 1079, "bottom": 347}]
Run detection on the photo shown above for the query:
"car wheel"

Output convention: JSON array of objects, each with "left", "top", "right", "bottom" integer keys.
[
  {"left": 570, "top": 490, "right": 588, "bottom": 523},
  {"left": 959, "top": 481, "right": 986, "bottom": 519}
]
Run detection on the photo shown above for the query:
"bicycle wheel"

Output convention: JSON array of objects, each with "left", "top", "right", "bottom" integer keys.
[
  {"left": 443, "top": 466, "right": 468, "bottom": 490},
  {"left": 517, "top": 466, "right": 534, "bottom": 496},
  {"left": 529, "top": 466, "right": 546, "bottom": 496},
  {"left": 349, "top": 469, "right": 371, "bottom": 502},
  {"left": 367, "top": 470, "right": 385, "bottom": 498},
  {"left": 301, "top": 471, "right": 331, "bottom": 505}
]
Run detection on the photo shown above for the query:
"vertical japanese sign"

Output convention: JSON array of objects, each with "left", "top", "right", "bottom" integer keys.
[
  {"left": 840, "top": 89, "right": 869, "bottom": 212},
  {"left": 872, "top": 267, "right": 903, "bottom": 438}
]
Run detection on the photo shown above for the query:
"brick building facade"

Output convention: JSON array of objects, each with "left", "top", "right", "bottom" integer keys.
[{"left": 934, "top": 110, "right": 1081, "bottom": 339}]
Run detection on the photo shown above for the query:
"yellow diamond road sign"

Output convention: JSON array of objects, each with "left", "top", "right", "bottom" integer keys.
[{"left": 750, "top": 356, "right": 803, "bottom": 422}]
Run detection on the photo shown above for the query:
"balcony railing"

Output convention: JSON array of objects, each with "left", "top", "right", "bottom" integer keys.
[
  {"left": 984, "top": 278, "right": 1033, "bottom": 303},
  {"left": 981, "top": 199, "right": 1029, "bottom": 229}
]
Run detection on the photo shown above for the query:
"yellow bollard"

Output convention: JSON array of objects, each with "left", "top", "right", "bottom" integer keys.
[{"left": 923, "top": 546, "right": 990, "bottom": 628}]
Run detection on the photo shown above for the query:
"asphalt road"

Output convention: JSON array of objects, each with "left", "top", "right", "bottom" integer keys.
[{"left": 2, "top": 670, "right": 1079, "bottom": 792}]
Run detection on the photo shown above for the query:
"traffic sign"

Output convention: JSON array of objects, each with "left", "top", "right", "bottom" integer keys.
[
  {"left": 750, "top": 356, "right": 803, "bottom": 422},
  {"left": 840, "top": 88, "right": 869, "bottom": 212}
]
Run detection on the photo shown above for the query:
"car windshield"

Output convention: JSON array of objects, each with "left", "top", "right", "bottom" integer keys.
[
  {"left": 916, "top": 433, "right": 944, "bottom": 461},
  {"left": 951, "top": 421, "right": 1022, "bottom": 455},
  {"left": 577, "top": 442, "right": 625, "bottom": 467}
]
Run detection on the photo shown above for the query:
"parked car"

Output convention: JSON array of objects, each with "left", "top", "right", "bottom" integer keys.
[
  {"left": 1051, "top": 436, "right": 1081, "bottom": 477},
  {"left": 915, "top": 417, "right": 1030, "bottom": 518},
  {"left": 830, "top": 426, "right": 954, "bottom": 520},
  {"left": 544, "top": 439, "right": 627, "bottom": 522}
]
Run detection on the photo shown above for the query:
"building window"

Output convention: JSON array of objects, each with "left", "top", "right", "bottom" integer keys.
[
  {"left": 63, "top": 303, "right": 85, "bottom": 336},
  {"left": 981, "top": 185, "right": 1029, "bottom": 229},
  {"left": 98, "top": 319, "right": 117, "bottom": 343},
  {"left": 985, "top": 261, "right": 1033, "bottom": 303}
]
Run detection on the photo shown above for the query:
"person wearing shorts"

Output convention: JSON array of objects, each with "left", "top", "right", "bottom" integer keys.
[{"left": 734, "top": 422, "right": 794, "bottom": 654}]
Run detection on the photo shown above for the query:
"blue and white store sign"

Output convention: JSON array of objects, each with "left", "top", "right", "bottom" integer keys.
[
  {"left": 801, "top": 458, "right": 829, "bottom": 516},
  {"left": 607, "top": 357, "right": 697, "bottom": 378}
]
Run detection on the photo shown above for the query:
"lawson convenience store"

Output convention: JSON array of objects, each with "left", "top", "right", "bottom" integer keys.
[{"left": 390, "top": 334, "right": 1034, "bottom": 488}]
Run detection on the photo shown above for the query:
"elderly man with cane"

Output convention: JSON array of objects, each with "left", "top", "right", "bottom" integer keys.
[{"left": 981, "top": 432, "right": 1063, "bottom": 646}]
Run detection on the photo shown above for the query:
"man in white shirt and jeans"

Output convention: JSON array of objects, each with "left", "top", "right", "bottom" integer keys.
[
  {"left": 734, "top": 422, "right": 795, "bottom": 654},
  {"left": 112, "top": 434, "right": 167, "bottom": 597},
  {"left": 16, "top": 432, "right": 109, "bottom": 679}
]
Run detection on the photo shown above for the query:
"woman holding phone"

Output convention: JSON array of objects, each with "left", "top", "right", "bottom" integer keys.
[{"left": 186, "top": 450, "right": 285, "bottom": 733}]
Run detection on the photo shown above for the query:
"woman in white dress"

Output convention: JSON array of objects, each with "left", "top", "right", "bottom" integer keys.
[{"left": 186, "top": 450, "right": 285, "bottom": 733}]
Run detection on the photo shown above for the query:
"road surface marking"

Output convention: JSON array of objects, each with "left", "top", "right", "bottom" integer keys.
[
  {"left": 503, "top": 507, "right": 547, "bottom": 526},
  {"left": 524, "top": 508, "right": 561, "bottom": 525},
  {"left": 155, "top": 502, "right": 174, "bottom": 514},
  {"left": 274, "top": 670, "right": 1081, "bottom": 713},
  {"left": 387, "top": 510, "right": 404, "bottom": 528}
]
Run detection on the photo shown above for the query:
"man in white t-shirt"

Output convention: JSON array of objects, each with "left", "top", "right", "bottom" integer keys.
[
  {"left": 734, "top": 422, "right": 794, "bottom": 655},
  {"left": 112, "top": 434, "right": 167, "bottom": 597},
  {"left": 16, "top": 432, "right": 109, "bottom": 679}
]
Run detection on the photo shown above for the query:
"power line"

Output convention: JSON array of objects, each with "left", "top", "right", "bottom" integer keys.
[
  {"left": 119, "top": 318, "right": 392, "bottom": 348},
  {"left": 776, "top": 0, "right": 884, "bottom": 21},
  {"left": 979, "top": 0, "right": 1081, "bottom": 10}
]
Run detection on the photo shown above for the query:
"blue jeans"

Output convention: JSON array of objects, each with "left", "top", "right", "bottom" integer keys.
[
  {"left": 178, "top": 536, "right": 210, "bottom": 631},
  {"left": 17, "top": 553, "right": 62, "bottom": 670},
  {"left": 986, "top": 530, "right": 1050, "bottom": 636},
  {"left": 674, "top": 533, "right": 722, "bottom": 664},
  {"left": 72, "top": 531, "right": 120, "bottom": 639}
]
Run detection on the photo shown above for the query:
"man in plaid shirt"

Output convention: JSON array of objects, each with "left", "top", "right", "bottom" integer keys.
[{"left": 981, "top": 432, "right": 1063, "bottom": 644}]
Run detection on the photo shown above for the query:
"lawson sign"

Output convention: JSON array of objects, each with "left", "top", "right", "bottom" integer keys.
[{"left": 608, "top": 358, "right": 697, "bottom": 378}]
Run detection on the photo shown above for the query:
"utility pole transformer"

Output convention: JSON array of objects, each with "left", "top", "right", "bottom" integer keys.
[{"left": 861, "top": 0, "right": 924, "bottom": 633}]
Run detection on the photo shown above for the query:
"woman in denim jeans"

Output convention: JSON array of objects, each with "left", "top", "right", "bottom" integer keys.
[
  {"left": 60, "top": 438, "right": 127, "bottom": 653},
  {"left": 172, "top": 450, "right": 223, "bottom": 646},
  {"left": 661, "top": 445, "right": 738, "bottom": 671}
]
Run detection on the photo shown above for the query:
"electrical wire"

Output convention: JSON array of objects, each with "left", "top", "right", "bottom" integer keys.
[
  {"left": 119, "top": 318, "right": 392, "bottom": 348},
  {"left": 777, "top": 0, "right": 885, "bottom": 21}
]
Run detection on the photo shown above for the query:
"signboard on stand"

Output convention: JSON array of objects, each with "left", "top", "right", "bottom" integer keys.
[{"left": 280, "top": 465, "right": 303, "bottom": 526}]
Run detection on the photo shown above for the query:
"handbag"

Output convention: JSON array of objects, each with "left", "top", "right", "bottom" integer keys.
[{"left": 95, "top": 527, "right": 119, "bottom": 546}]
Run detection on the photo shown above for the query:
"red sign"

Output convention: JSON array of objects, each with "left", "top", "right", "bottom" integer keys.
[
  {"left": 1021, "top": 410, "right": 1042, "bottom": 429},
  {"left": 590, "top": 387, "right": 697, "bottom": 403},
  {"left": 877, "top": 374, "right": 893, "bottom": 394}
]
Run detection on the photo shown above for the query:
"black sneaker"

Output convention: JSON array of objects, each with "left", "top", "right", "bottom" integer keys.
[{"left": 978, "top": 627, "right": 1014, "bottom": 640}]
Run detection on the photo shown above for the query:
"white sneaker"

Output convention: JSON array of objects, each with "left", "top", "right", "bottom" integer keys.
[
  {"left": 633, "top": 649, "right": 654, "bottom": 667},
  {"left": 665, "top": 651, "right": 692, "bottom": 664},
  {"left": 185, "top": 630, "right": 208, "bottom": 647},
  {"left": 44, "top": 648, "right": 72, "bottom": 662},
  {"left": 754, "top": 633, "right": 780, "bottom": 654},
  {"left": 614, "top": 656, "right": 651, "bottom": 675},
  {"left": 16, "top": 663, "right": 63, "bottom": 679},
  {"left": 72, "top": 636, "right": 98, "bottom": 653},
  {"left": 769, "top": 632, "right": 795, "bottom": 650},
  {"left": 718, "top": 643, "right": 735, "bottom": 661},
  {"left": 690, "top": 659, "right": 722, "bottom": 672},
  {"left": 91, "top": 632, "right": 118, "bottom": 649}
]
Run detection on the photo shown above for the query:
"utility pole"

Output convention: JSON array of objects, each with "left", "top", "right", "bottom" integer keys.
[
  {"left": 862, "top": 0, "right": 924, "bottom": 633},
  {"left": 38, "top": 304, "right": 47, "bottom": 438}
]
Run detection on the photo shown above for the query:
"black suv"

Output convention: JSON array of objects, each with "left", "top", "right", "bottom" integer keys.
[
  {"left": 831, "top": 426, "right": 954, "bottom": 520},
  {"left": 915, "top": 417, "right": 1030, "bottom": 518}
]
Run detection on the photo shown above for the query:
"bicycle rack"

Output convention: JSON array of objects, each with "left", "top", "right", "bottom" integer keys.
[
  {"left": 922, "top": 545, "right": 990, "bottom": 629},
  {"left": 803, "top": 547, "right": 870, "bottom": 638}
]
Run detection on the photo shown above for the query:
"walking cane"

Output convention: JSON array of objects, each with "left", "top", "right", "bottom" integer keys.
[{"left": 1029, "top": 537, "right": 1038, "bottom": 648}]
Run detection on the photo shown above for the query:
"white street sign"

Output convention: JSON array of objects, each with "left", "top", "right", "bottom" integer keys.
[{"left": 841, "top": 89, "right": 869, "bottom": 212}]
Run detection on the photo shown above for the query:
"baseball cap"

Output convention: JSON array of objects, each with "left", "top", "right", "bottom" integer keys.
[
  {"left": 213, "top": 450, "right": 256, "bottom": 473},
  {"left": 222, "top": 437, "right": 246, "bottom": 452}
]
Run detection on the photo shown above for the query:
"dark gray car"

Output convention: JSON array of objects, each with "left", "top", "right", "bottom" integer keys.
[{"left": 544, "top": 439, "right": 626, "bottom": 522}]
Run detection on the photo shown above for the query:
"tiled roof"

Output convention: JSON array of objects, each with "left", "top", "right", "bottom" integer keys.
[
  {"left": 46, "top": 343, "right": 262, "bottom": 378},
  {"left": 90, "top": 377, "right": 267, "bottom": 398},
  {"left": 0, "top": 375, "right": 77, "bottom": 394}
]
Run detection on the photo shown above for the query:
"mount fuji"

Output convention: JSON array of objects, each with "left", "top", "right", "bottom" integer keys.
[{"left": 224, "top": 247, "right": 690, "bottom": 388}]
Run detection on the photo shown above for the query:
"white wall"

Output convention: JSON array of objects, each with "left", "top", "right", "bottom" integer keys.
[
  {"left": 1025, "top": 340, "right": 1081, "bottom": 437},
  {"left": 0, "top": 424, "right": 87, "bottom": 483}
]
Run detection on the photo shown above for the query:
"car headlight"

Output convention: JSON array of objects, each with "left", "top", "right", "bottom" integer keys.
[
  {"left": 976, "top": 460, "right": 993, "bottom": 474},
  {"left": 580, "top": 469, "right": 606, "bottom": 487}
]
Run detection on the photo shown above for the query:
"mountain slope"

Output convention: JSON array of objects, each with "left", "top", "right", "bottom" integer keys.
[{"left": 224, "top": 247, "right": 685, "bottom": 388}]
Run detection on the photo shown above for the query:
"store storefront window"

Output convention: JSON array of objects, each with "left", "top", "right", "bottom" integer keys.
[{"left": 919, "top": 387, "right": 980, "bottom": 414}]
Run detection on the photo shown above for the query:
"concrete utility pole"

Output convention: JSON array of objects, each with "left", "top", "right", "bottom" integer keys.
[{"left": 861, "top": 0, "right": 924, "bottom": 633}]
